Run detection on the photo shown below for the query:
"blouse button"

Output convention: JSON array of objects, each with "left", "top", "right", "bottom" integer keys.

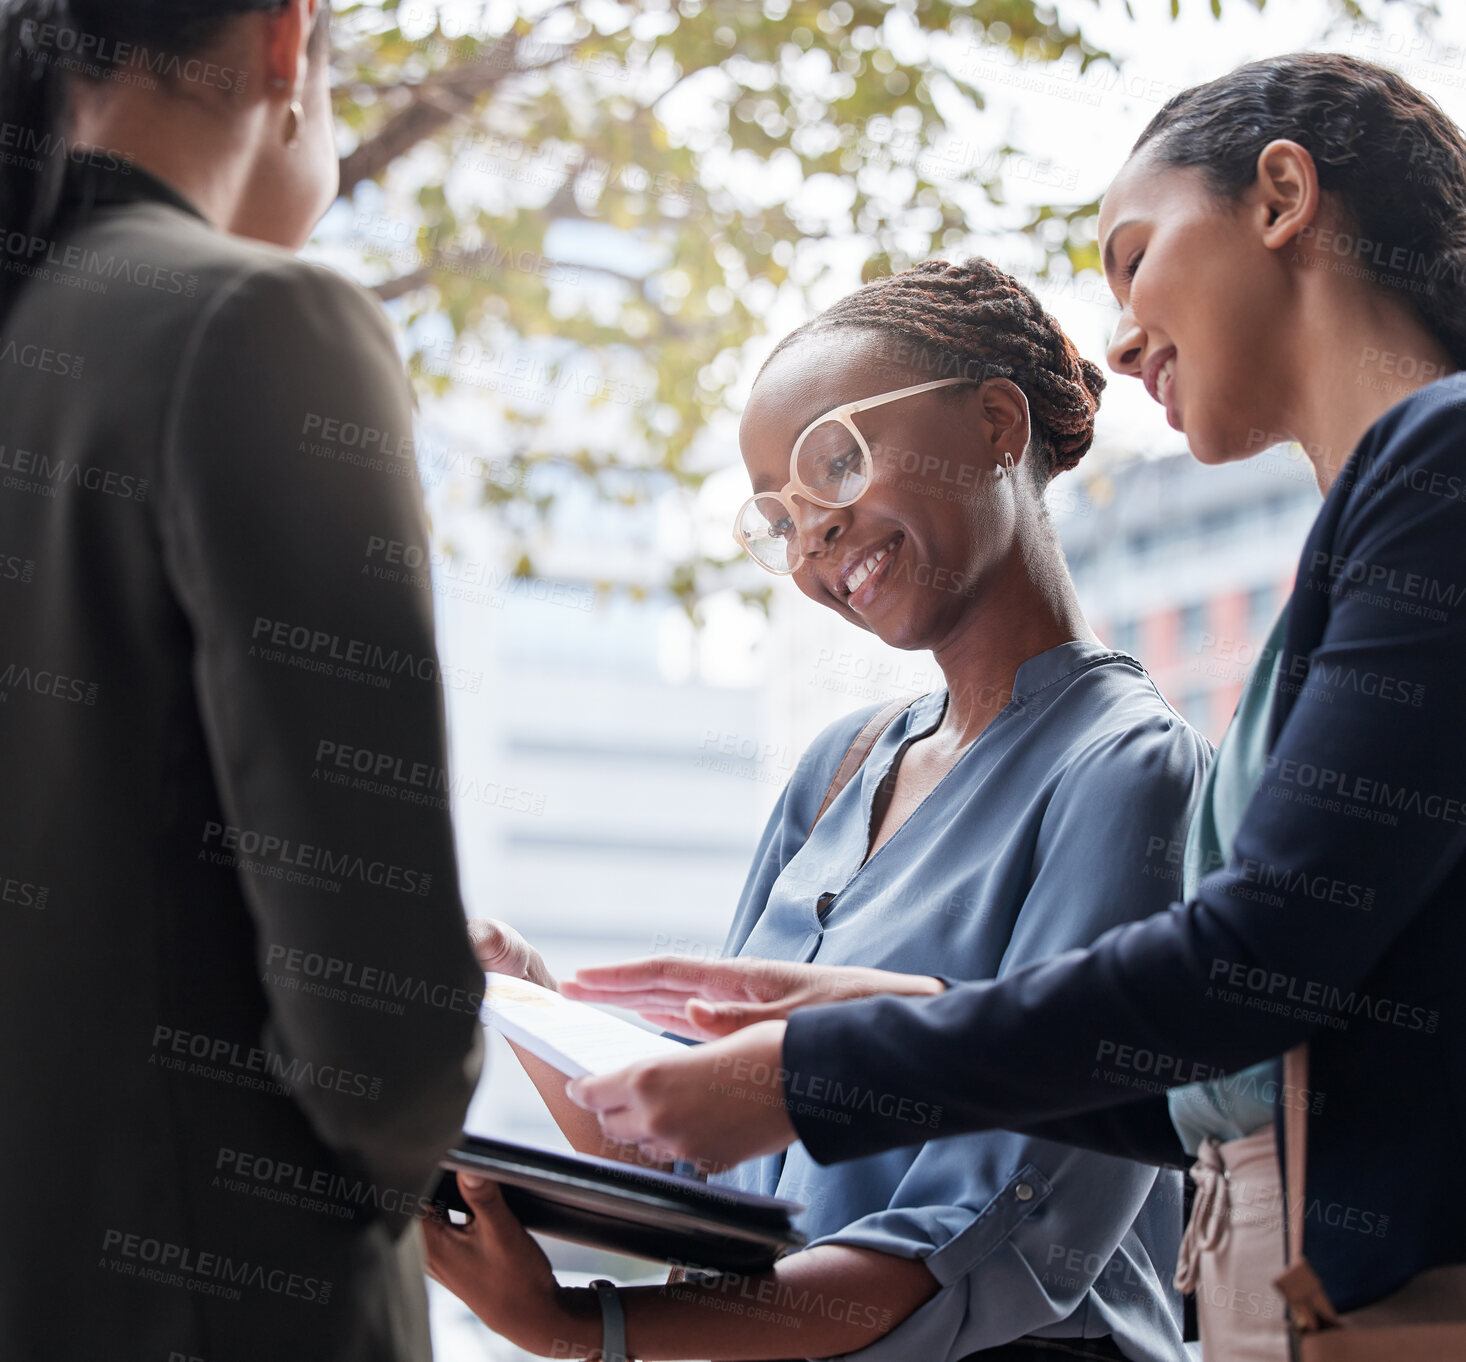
[{"left": 1014, "top": 1182, "right": 1035, "bottom": 1202}]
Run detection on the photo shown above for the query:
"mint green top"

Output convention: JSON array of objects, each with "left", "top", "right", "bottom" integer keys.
[{"left": 1167, "top": 606, "right": 1291, "bottom": 1154}]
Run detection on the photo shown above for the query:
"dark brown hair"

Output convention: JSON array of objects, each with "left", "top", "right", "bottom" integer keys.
[
  {"left": 1133, "top": 52, "right": 1466, "bottom": 366},
  {"left": 0, "top": 0, "right": 331, "bottom": 320},
  {"left": 764, "top": 257, "right": 1106, "bottom": 480}
]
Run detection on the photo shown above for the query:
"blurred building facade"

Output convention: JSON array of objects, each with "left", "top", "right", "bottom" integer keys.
[{"left": 1058, "top": 444, "right": 1322, "bottom": 741}]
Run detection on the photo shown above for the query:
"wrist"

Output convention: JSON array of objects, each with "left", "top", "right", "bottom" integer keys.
[
  {"left": 846, "top": 966, "right": 944, "bottom": 1000},
  {"left": 542, "top": 1283, "right": 602, "bottom": 1358},
  {"left": 755, "top": 1020, "right": 798, "bottom": 1143},
  {"left": 750, "top": 1017, "right": 789, "bottom": 1051}
]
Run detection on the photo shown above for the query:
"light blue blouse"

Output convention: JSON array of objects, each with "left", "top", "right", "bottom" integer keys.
[{"left": 711, "top": 641, "right": 1211, "bottom": 1362}]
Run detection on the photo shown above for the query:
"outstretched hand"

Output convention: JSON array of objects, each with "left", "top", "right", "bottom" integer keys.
[
  {"left": 565, "top": 1020, "right": 798, "bottom": 1169},
  {"left": 563, "top": 954, "right": 942, "bottom": 1040}
]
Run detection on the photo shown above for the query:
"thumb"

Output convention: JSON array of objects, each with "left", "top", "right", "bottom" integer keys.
[
  {"left": 456, "top": 1171, "right": 504, "bottom": 1212},
  {"left": 686, "top": 997, "right": 784, "bottom": 1036},
  {"left": 468, "top": 920, "right": 512, "bottom": 967}
]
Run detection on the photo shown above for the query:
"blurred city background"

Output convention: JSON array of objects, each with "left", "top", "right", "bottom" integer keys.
[{"left": 312, "top": 0, "right": 1460, "bottom": 1354}]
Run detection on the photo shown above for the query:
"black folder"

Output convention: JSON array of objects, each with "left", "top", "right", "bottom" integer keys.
[{"left": 433, "top": 1134, "right": 806, "bottom": 1273}]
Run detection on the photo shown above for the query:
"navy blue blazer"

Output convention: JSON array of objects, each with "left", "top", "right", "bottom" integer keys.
[{"left": 784, "top": 374, "right": 1466, "bottom": 1313}]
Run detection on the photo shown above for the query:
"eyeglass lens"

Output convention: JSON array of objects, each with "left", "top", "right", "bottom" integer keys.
[
  {"left": 794, "top": 419, "right": 870, "bottom": 505},
  {"left": 737, "top": 418, "right": 873, "bottom": 573}
]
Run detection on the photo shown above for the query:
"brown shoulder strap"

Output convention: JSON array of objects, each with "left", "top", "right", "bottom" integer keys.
[
  {"left": 1274, "top": 1042, "right": 1342, "bottom": 1332},
  {"left": 810, "top": 696, "right": 914, "bottom": 832},
  {"left": 1283, "top": 1043, "right": 1310, "bottom": 1266}
]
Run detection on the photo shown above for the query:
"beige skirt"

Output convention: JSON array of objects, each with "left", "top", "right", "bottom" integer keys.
[{"left": 1174, "top": 1125, "right": 1290, "bottom": 1362}]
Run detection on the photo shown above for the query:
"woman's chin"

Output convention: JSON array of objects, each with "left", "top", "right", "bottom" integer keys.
[
  {"left": 1186, "top": 425, "right": 1259, "bottom": 466},
  {"left": 861, "top": 608, "right": 929, "bottom": 654},
  {"left": 1178, "top": 406, "right": 1289, "bottom": 465}
]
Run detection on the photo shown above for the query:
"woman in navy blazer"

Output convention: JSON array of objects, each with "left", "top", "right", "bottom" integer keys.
[{"left": 565, "top": 51, "right": 1466, "bottom": 1335}]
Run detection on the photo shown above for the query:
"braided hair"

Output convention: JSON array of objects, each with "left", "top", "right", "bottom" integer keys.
[{"left": 764, "top": 257, "right": 1106, "bottom": 480}]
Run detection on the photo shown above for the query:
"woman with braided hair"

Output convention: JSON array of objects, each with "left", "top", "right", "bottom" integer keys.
[
  {"left": 0, "top": 2, "right": 484, "bottom": 1359},
  {"left": 535, "top": 51, "right": 1466, "bottom": 1362},
  {"left": 427, "top": 257, "right": 1209, "bottom": 1362}
]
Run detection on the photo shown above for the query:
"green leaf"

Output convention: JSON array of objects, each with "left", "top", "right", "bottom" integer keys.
[{"left": 326, "top": 0, "right": 1377, "bottom": 612}]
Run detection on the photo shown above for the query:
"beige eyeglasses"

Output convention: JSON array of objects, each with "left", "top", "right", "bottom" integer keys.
[{"left": 733, "top": 376, "right": 974, "bottom": 574}]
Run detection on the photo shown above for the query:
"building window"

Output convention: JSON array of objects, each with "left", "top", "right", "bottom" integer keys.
[
  {"left": 1177, "top": 687, "right": 1211, "bottom": 732},
  {"left": 1179, "top": 602, "right": 1207, "bottom": 653},
  {"left": 1247, "top": 584, "right": 1276, "bottom": 634},
  {"left": 1111, "top": 617, "right": 1138, "bottom": 657}
]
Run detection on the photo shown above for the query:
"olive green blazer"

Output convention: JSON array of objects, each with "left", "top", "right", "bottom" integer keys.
[{"left": 0, "top": 161, "right": 484, "bottom": 1361}]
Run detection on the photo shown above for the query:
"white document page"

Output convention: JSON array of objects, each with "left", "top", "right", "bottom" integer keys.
[{"left": 481, "top": 973, "right": 688, "bottom": 1079}]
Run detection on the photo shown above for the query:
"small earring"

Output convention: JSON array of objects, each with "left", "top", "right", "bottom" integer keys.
[
  {"left": 284, "top": 97, "right": 305, "bottom": 148},
  {"left": 995, "top": 451, "right": 1015, "bottom": 479}
]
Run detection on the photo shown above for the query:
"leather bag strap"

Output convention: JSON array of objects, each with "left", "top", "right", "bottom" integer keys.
[
  {"left": 1275, "top": 1043, "right": 1342, "bottom": 1332},
  {"left": 810, "top": 696, "right": 914, "bottom": 832},
  {"left": 1284, "top": 1044, "right": 1310, "bottom": 1267}
]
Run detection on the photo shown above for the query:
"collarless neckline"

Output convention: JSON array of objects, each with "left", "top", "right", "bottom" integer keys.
[
  {"left": 908, "top": 638, "right": 1138, "bottom": 731},
  {"left": 1009, "top": 637, "right": 1139, "bottom": 699}
]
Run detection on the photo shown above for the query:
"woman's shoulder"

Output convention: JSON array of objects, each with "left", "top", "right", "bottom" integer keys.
[
  {"left": 84, "top": 199, "right": 392, "bottom": 350},
  {"left": 1027, "top": 644, "right": 1205, "bottom": 739},
  {"left": 1321, "top": 372, "right": 1466, "bottom": 558},
  {"left": 1377, "top": 369, "right": 1466, "bottom": 422},
  {"left": 799, "top": 698, "right": 907, "bottom": 773},
  {"left": 775, "top": 696, "right": 927, "bottom": 821},
  {"left": 1039, "top": 653, "right": 1213, "bottom": 791},
  {"left": 199, "top": 237, "right": 392, "bottom": 348},
  {"left": 1351, "top": 371, "right": 1466, "bottom": 481}
]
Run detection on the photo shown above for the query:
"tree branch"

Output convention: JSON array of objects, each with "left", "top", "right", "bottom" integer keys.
[
  {"left": 335, "top": 4, "right": 584, "bottom": 197},
  {"left": 369, "top": 244, "right": 650, "bottom": 303}
]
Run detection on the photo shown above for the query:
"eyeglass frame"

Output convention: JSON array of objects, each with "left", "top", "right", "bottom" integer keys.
[{"left": 732, "top": 375, "right": 979, "bottom": 575}]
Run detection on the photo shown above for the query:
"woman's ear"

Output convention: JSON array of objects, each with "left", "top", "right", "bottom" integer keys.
[
  {"left": 1252, "top": 138, "right": 1321, "bottom": 251},
  {"left": 264, "top": 0, "right": 318, "bottom": 93},
  {"left": 976, "top": 378, "right": 1032, "bottom": 471}
]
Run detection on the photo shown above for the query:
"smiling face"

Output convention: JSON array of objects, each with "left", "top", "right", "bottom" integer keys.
[
  {"left": 1100, "top": 148, "right": 1297, "bottom": 464},
  {"left": 738, "top": 328, "right": 1032, "bottom": 651}
]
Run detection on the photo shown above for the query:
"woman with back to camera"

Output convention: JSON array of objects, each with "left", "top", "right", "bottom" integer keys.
[
  {"left": 0, "top": 3, "right": 484, "bottom": 1359},
  {"left": 560, "top": 52, "right": 1466, "bottom": 1361},
  {"left": 427, "top": 259, "right": 1213, "bottom": 1362}
]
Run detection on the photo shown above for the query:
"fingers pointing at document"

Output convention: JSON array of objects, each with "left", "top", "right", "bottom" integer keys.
[
  {"left": 564, "top": 1020, "right": 799, "bottom": 1168},
  {"left": 563, "top": 955, "right": 944, "bottom": 1041}
]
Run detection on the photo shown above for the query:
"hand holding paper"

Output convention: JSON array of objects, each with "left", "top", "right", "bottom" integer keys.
[
  {"left": 565, "top": 1020, "right": 799, "bottom": 1169},
  {"left": 481, "top": 973, "right": 688, "bottom": 1079},
  {"left": 467, "top": 918, "right": 557, "bottom": 991}
]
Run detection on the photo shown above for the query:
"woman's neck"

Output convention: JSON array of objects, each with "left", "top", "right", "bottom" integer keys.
[
  {"left": 928, "top": 535, "right": 1093, "bottom": 750},
  {"left": 70, "top": 86, "right": 258, "bottom": 234},
  {"left": 1275, "top": 282, "right": 1458, "bottom": 496}
]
